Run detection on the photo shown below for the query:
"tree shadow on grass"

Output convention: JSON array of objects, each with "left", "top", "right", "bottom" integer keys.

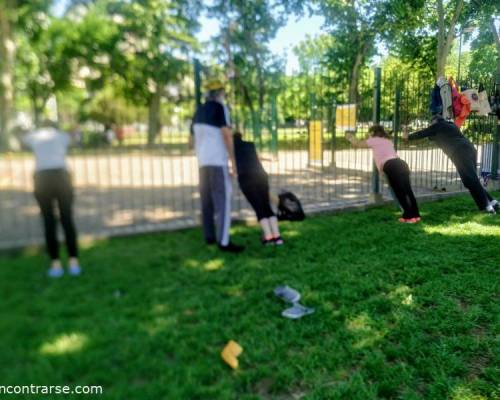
[{"left": 0, "top": 194, "right": 498, "bottom": 399}]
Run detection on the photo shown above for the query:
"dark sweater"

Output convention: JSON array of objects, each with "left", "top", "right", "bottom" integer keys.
[
  {"left": 234, "top": 138, "right": 266, "bottom": 182},
  {"left": 408, "top": 120, "right": 473, "bottom": 158}
]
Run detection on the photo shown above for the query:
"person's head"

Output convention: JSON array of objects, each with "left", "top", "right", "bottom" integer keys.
[
  {"left": 368, "top": 125, "right": 389, "bottom": 138},
  {"left": 431, "top": 114, "right": 445, "bottom": 125},
  {"left": 233, "top": 131, "right": 243, "bottom": 141},
  {"left": 205, "top": 79, "right": 225, "bottom": 102}
]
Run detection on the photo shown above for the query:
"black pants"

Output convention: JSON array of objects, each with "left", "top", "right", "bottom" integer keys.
[
  {"left": 238, "top": 173, "right": 275, "bottom": 221},
  {"left": 383, "top": 158, "right": 420, "bottom": 219},
  {"left": 450, "top": 145, "right": 492, "bottom": 210},
  {"left": 34, "top": 169, "right": 78, "bottom": 260}
]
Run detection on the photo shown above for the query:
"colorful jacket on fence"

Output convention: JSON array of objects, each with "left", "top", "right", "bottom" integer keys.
[
  {"left": 454, "top": 95, "right": 471, "bottom": 128},
  {"left": 408, "top": 119, "right": 473, "bottom": 159}
]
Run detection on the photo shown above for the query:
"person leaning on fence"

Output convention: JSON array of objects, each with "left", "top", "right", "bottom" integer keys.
[
  {"left": 404, "top": 115, "right": 499, "bottom": 214},
  {"left": 190, "top": 79, "right": 244, "bottom": 253},
  {"left": 233, "top": 132, "right": 284, "bottom": 245},
  {"left": 23, "top": 120, "right": 82, "bottom": 278},
  {"left": 347, "top": 125, "right": 421, "bottom": 223}
]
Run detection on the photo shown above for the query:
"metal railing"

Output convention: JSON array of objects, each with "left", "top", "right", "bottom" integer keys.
[{"left": 0, "top": 70, "right": 498, "bottom": 249}]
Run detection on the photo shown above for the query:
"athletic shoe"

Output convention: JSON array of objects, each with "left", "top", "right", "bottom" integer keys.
[
  {"left": 261, "top": 238, "right": 274, "bottom": 246},
  {"left": 485, "top": 205, "right": 496, "bottom": 214},
  {"left": 47, "top": 267, "right": 64, "bottom": 278},
  {"left": 489, "top": 200, "right": 499, "bottom": 211},
  {"left": 68, "top": 264, "right": 82, "bottom": 276},
  {"left": 274, "top": 285, "right": 301, "bottom": 303},
  {"left": 398, "top": 217, "right": 419, "bottom": 223},
  {"left": 273, "top": 236, "right": 284, "bottom": 245},
  {"left": 218, "top": 242, "right": 245, "bottom": 253}
]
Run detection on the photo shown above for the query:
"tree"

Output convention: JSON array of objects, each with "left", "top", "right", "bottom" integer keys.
[
  {"left": 390, "top": 0, "right": 492, "bottom": 79},
  {"left": 310, "top": 0, "right": 423, "bottom": 103},
  {"left": 107, "top": 0, "right": 200, "bottom": 145},
  {"left": 208, "top": 0, "right": 291, "bottom": 134},
  {"left": 0, "top": 2, "right": 16, "bottom": 149},
  {"left": 0, "top": 0, "right": 50, "bottom": 149}
]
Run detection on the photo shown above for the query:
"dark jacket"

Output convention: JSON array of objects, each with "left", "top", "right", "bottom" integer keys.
[
  {"left": 233, "top": 137, "right": 267, "bottom": 183},
  {"left": 408, "top": 120, "right": 473, "bottom": 158}
]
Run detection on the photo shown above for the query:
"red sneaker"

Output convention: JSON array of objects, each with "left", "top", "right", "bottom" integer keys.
[{"left": 399, "top": 217, "right": 419, "bottom": 223}]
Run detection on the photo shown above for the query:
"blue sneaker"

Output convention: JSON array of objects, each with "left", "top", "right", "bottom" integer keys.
[
  {"left": 68, "top": 265, "right": 82, "bottom": 276},
  {"left": 47, "top": 267, "right": 64, "bottom": 278}
]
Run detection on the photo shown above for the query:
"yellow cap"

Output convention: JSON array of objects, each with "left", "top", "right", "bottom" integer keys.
[{"left": 205, "top": 78, "right": 224, "bottom": 91}]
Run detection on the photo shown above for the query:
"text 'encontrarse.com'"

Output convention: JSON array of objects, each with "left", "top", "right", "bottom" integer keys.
[{"left": 0, "top": 385, "right": 103, "bottom": 396}]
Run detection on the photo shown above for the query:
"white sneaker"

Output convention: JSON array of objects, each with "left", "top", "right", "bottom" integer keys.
[
  {"left": 489, "top": 199, "right": 499, "bottom": 211},
  {"left": 485, "top": 205, "right": 496, "bottom": 214}
]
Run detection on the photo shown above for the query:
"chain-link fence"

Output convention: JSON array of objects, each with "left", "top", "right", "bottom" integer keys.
[{"left": 1, "top": 67, "right": 498, "bottom": 249}]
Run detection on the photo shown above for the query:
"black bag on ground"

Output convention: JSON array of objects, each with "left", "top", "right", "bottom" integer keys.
[{"left": 277, "top": 191, "right": 305, "bottom": 221}]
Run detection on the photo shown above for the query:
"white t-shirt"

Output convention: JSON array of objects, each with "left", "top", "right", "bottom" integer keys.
[
  {"left": 192, "top": 100, "right": 230, "bottom": 167},
  {"left": 24, "top": 128, "right": 70, "bottom": 171}
]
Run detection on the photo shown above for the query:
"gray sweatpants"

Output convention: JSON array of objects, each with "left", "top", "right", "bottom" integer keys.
[{"left": 199, "top": 166, "right": 232, "bottom": 246}]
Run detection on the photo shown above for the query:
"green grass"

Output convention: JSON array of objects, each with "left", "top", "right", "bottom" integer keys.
[{"left": 1, "top": 194, "right": 499, "bottom": 399}]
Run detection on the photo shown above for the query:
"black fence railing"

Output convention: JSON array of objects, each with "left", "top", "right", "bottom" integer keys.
[{"left": 1, "top": 69, "right": 498, "bottom": 249}]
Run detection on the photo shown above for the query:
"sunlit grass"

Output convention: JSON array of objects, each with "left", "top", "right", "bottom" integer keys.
[
  {"left": 0, "top": 192, "right": 498, "bottom": 399},
  {"left": 40, "top": 333, "right": 88, "bottom": 356}
]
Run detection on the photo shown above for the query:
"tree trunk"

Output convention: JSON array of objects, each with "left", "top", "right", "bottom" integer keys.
[
  {"left": 147, "top": 84, "right": 162, "bottom": 146},
  {"left": 0, "top": 3, "right": 16, "bottom": 150},
  {"left": 491, "top": 17, "right": 500, "bottom": 83},
  {"left": 349, "top": 51, "right": 364, "bottom": 104},
  {"left": 436, "top": 0, "right": 463, "bottom": 79}
]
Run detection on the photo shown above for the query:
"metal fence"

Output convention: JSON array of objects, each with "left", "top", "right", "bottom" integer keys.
[{"left": 1, "top": 68, "right": 499, "bottom": 249}]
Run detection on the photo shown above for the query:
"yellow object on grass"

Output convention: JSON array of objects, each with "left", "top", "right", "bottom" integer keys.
[{"left": 221, "top": 340, "right": 243, "bottom": 369}]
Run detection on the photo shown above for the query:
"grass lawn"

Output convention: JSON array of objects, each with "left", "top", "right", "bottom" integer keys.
[{"left": 1, "top": 193, "right": 499, "bottom": 399}]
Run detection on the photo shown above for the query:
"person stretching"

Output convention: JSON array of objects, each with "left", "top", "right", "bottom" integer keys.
[
  {"left": 405, "top": 115, "right": 498, "bottom": 214},
  {"left": 233, "top": 132, "right": 283, "bottom": 245},
  {"left": 348, "top": 125, "right": 421, "bottom": 223},
  {"left": 24, "top": 120, "right": 82, "bottom": 278}
]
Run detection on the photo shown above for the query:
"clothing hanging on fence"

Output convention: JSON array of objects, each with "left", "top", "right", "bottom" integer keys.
[
  {"left": 477, "top": 90, "right": 492, "bottom": 116},
  {"left": 430, "top": 85, "right": 443, "bottom": 115},
  {"left": 462, "top": 89, "right": 481, "bottom": 112},
  {"left": 437, "top": 77, "right": 453, "bottom": 120},
  {"left": 449, "top": 77, "right": 471, "bottom": 127}
]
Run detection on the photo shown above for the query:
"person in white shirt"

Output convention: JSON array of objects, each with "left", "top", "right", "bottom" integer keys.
[
  {"left": 190, "top": 79, "right": 244, "bottom": 253},
  {"left": 24, "top": 120, "right": 82, "bottom": 278}
]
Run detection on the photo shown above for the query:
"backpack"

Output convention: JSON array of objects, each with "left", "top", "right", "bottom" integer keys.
[{"left": 277, "top": 191, "right": 305, "bottom": 221}]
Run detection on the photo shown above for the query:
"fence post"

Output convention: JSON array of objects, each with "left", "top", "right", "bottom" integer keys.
[
  {"left": 393, "top": 83, "right": 401, "bottom": 151},
  {"left": 493, "top": 116, "right": 500, "bottom": 180},
  {"left": 193, "top": 58, "right": 202, "bottom": 109},
  {"left": 329, "top": 99, "right": 336, "bottom": 167},
  {"left": 371, "top": 67, "right": 383, "bottom": 202},
  {"left": 270, "top": 94, "right": 278, "bottom": 156},
  {"left": 493, "top": 74, "right": 500, "bottom": 180}
]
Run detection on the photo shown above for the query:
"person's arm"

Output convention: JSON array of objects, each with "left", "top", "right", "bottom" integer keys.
[
  {"left": 346, "top": 133, "right": 368, "bottom": 148},
  {"left": 222, "top": 126, "right": 236, "bottom": 176},
  {"left": 405, "top": 124, "right": 438, "bottom": 141}
]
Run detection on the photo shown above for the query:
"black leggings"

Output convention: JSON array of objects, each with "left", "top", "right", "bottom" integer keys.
[
  {"left": 238, "top": 174, "right": 275, "bottom": 221},
  {"left": 34, "top": 169, "right": 78, "bottom": 260},
  {"left": 450, "top": 146, "right": 492, "bottom": 210},
  {"left": 383, "top": 158, "right": 420, "bottom": 219}
]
